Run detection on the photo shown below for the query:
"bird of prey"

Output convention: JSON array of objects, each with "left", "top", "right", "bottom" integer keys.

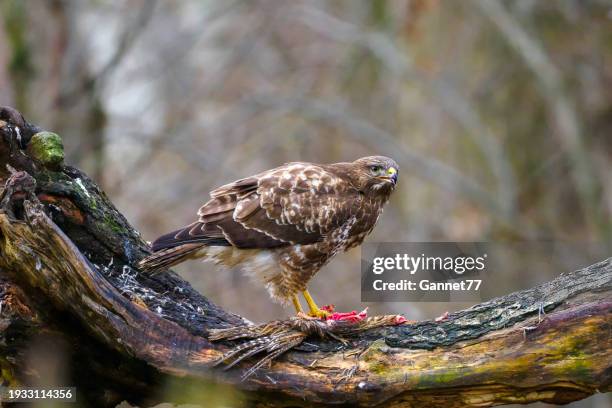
[{"left": 138, "top": 156, "right": 398, "bottom": 318}]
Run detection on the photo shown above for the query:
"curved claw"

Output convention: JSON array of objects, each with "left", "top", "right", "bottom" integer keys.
[{"left": 310, "top": 308, "right": 332, "bottom": 319}]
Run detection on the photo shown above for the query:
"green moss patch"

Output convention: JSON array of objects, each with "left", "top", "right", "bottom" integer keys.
[{"left": 27, "top": 132, "right": 64, "bottom": 168}]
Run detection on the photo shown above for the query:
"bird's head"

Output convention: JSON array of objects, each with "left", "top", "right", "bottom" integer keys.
[{"left": 352, "top": 156, "right": 399, "bottom": 196}]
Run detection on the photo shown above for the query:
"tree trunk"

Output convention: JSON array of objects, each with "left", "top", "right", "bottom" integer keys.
[{"left": 0, "top": 106, "right": 610, "bottom": 407}]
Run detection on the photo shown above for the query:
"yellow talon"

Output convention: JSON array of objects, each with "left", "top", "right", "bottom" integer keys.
[{"left": 302, "top": 289, "right": 330, "bottom": 319}]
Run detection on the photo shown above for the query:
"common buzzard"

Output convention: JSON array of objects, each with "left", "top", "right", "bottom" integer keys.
[{"left": 138, "top": 156, "right": 398, "bottom": 317}]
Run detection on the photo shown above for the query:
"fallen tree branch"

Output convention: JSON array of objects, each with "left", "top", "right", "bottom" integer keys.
[{"left": 0, "top": 107, "right": 610, "bottom": 407}]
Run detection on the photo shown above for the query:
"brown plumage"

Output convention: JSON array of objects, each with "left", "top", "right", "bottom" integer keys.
[{"left": 138, "top": 156, "right": 399, "bottom": 316}]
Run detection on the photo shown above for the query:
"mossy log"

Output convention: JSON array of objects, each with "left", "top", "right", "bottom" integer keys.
[{"left": 0, "top": 106, "right": 610, "bottom": 407}]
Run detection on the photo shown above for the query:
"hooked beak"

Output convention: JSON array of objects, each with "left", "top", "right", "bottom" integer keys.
[{"left": 377, "top": 167, "right": 398, "bottom": 185}]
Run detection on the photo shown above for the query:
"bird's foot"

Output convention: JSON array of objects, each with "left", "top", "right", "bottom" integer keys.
[{"left": 298, "top": 306, "right": 332, "bottom": 320}]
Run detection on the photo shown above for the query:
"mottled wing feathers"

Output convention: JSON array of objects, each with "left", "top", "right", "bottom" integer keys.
[
  {"left": 150, "top": 162, "right": 361, "bottom": 252},
  {"left": 197, "top": 194, "right": 240, "bottom": 223},
  {"left": 209, "top": 176, "right": 259, "bottom": 199},
  {"left": 221, "top": 163, "right": 361, "bottom": 246},
  {"left": 255, "top": 164, "right": 359, "bottom": 234}
]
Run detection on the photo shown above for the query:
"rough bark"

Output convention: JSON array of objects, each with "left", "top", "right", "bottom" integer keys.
[{"left": 0, "top": 107, "right": 610, "bottom": 407}]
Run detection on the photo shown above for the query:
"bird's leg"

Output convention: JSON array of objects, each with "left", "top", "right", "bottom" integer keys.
[
  {"left": 302, "top": 289, "right": 330, "bottom": 319},
  {"left": 291, "top": 295, "right": 304, "bottom": 314}
]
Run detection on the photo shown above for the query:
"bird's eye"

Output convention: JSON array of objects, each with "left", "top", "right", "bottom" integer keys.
[{"left": 370, "top": 165, "right": 383, "bottom": 174}]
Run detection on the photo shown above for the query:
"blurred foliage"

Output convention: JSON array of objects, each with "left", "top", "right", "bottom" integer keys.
[
  {"left": 2, "top": 0, "right": 33, "bottom": 110},
  {"left": 1, "top": 1, "right": 611, "bottom": 406}
]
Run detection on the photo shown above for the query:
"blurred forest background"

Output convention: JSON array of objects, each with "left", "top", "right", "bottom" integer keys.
[{"left": 1, "top": 0, "right": 611, "bottom": 406}]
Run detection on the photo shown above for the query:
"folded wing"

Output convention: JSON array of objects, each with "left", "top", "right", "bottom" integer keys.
[{"left": 151, "top": 163, "right": 360, "bottom": 251}]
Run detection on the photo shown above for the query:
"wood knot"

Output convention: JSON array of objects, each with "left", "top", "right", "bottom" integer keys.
[
  {"left": 0, "top": 106, "right": 42, "bottom": 149},
  {"left": 0, "top": 168, "right": 38, "bottom": 218},
  {"left": 0, "top": 107, "right": 26, "bottom": 129}
]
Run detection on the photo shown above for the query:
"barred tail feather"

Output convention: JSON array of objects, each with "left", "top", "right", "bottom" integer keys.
[
  {"left": 139, "top": 223, "right": 231, "bottom": 273},
  {"left": 138, "top": 243, "right": 206, "bottom": 273}
]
